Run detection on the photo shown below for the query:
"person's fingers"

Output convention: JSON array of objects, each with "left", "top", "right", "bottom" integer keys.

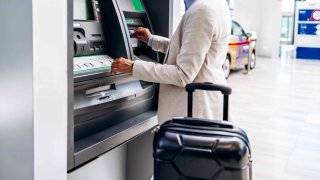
[
  {"left": 133, "top": 36, "right": 142, "bottom": 41},
  {"left": 114, "top": 57, "right": 123, "bottom": 61},
  {"left": 134, "top": 28, "right": 147, "bottom": 36},
  {"left": 135, "top": 29, "right": 144, "bottom": 34},
  {"left": 112, "top": 60, "right": 124, "bottom": 69},
  {"left": 111, "top": 61, "right": 118, "bottom": 67},
  {"left": 133, "top": 28, "right": 144, "bottom": 35},
  {"left": 136, "top": 27, "right": 145, "bottom": 32},
  {"left": 133, "top": 33, "right": 145, "bottom": 40},
  {"left": 111, "top": 64, "right": 120, "bottom": 74},
  {"left": 111, "top": 57, "right": 133, "bottom": 74},
  {"left": 112, "top": 66, "right": 120, "bottom": 71},
  {"left": 111, "top": 68, "right": 117, "bottom": 75},
  {"left": 112, "top": 59, "right": 119, "bottom": 64},
  {"left": 112, "top": 58, "right": 124, "bottom": 64},
  {"left": 116, "top": 59, "right": 124, "bottom": 64},
  {"left": 112, "top": 63, "right": 121, "bottom": 69}
]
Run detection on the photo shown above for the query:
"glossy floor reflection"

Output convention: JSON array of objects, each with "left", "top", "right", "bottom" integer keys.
[{"left": 228, "top": 57, "right": 320, "bottom": 180}]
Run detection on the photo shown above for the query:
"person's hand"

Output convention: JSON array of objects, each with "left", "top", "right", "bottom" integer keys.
[
  {"left": 111, "top": 57, "right": 134, "bottom": 75},
  {"left": 132, "top": 27, "right": 152, "bottom": 44}
]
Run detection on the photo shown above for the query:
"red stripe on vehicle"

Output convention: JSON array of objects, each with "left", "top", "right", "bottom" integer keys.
[
  {"left": 229, "top": 39, "right": 256, "bottom": 46},
  {"left": 229, "top": 41, "right": 250, "bottom": 46}
]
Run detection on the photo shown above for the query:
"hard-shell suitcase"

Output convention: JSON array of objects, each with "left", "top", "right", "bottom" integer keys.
[{"left": 153, "top": 83, "right": 252, "bottom": 180}]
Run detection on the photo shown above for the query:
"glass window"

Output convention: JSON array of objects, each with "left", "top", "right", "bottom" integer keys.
[
  {"left": 180, "top": 0, "right": 185, "bottom": 17},
  {"left": 232, "top": 22, "right": 244, "bottom": 36},
  {"left": 280, "top": 16, "right": 294, "bottom": 44}
]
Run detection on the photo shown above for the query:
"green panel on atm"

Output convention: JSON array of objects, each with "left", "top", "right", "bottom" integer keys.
[{"left": 132, "top": 0, "right": 145, "bottom": 11}]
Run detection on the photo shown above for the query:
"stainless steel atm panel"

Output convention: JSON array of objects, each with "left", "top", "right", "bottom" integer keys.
[{"left": 68, "top": 0, "right": 171, "bottom": 171}]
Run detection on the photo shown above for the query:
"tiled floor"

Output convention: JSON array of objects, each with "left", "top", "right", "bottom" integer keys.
[{"left": 228, "top": 57, "right": 320, "bottom": 180}]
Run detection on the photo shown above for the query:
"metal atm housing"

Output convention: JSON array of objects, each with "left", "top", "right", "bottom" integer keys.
[{"left": 68, "top": 0, "right": 171, "bottom": 171}]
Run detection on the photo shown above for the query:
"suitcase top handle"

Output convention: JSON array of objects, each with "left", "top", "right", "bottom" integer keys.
[
  {"left": 186, "top": 82, "right": 232, "bottom": 95},
  {"left": 186, "top": 83, "right": 232, "bottom": 120},
  {"left": 172, "top": 117, "right": 234, "bottom": 129}
]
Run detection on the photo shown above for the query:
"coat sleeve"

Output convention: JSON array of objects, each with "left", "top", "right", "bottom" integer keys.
[
  {"left": 150, "top": 35, "right": 170, "bottom": 54},
  {"left": 133, "top": 8, "right": 216, "bottom": 87}
]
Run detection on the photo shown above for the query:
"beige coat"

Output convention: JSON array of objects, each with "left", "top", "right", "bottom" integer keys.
[{"left": 133, "top": 0, "right": 231, "bottom": 124}]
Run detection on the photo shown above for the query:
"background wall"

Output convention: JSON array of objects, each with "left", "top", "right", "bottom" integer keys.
[
  {"left": 233, "top": 0, "right": 283, "bottom": 58},
  {"left": 33, "top": 0, "right": 71, "bottom": 179},
  {"left": 171, "top": 0, "right": 183, "bottom": 35},
  {"left": 174, "top": 0, "right": 283, "bottom": 59},
  {"left": 0, "top": 1, "right": 34, "bottom": 180},
  {"left": 68, "top": 145, "right": 127, "bottom": 180}
]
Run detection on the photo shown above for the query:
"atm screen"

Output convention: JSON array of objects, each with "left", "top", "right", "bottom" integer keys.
[
  {"left": 118, "top": 0, "right": 145, "bottom": 12},
  {"left": 74, "top": 0, "right": 93, "bottom": 20}
]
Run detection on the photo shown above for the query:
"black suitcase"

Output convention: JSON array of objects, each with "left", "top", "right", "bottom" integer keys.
[{"left": 153, "top": 83, "right": 252, "bottom": 180}]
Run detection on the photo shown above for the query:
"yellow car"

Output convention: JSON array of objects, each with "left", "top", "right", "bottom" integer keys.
[{"left": 223, "top": 20, "right": 257, "bottom": 78}]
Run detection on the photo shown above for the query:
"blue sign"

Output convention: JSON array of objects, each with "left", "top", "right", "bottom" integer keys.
[
  {"left": 297, "top": 47, "right": 320, "bottom": 60},
  {"left": 298, "top": 23, "right": 320, "bottom": 35},
  {"left": 299, "top": 9, "right": 320, "bottom": 21}
]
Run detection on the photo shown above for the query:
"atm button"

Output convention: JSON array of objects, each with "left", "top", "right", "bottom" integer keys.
[
  {"left": 84, "top": 63, "right": 94, "bottom": 67},
  {"left": 74, "top": 64, "right": 81, "bottom": 69}
]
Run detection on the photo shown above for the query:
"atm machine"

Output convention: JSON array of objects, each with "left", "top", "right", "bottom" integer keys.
[{"left": 68, "top": 0, "right": 171, "bottom": 171}]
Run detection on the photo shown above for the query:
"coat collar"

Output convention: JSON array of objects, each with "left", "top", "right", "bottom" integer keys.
[{"left": 184, "top": 0, "right": 198, "bottom": 10}]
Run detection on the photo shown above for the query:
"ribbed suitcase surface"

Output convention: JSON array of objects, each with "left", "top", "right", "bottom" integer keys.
[{"left": 153, "top": 83, "right": 252, "bottom": 180}]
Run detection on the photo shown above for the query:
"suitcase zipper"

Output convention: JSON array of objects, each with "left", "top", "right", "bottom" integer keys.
[
  {"left": 162, "top": 123, "right": 250, "bottom": 143},
  {"left": 160, "top": 126, "right": 252, "bottom": 154}
]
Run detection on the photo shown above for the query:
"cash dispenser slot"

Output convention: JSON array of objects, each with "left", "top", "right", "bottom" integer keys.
[
  {"left": 74, "top": 83, "right": 155, "bottom": 141},
  {"left": 85, "top": 84, "right": 114, "bottom": 95}
]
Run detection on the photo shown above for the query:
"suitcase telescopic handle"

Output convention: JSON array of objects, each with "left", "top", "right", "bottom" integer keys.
[
  {"left": 185, "top": 82, "right": 232, "bottom": 121},
  {"left": 172, "top": 117, "right": 233, "bottom": 128}
]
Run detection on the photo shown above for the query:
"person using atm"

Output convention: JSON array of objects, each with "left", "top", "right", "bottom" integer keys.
[{"left": 111, "top": 0, "right": 231, "bottom": 124}]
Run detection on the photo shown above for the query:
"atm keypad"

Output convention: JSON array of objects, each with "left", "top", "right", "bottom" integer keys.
[{"left": 73, "top": 55, "right": 114, "bottom": 75}]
